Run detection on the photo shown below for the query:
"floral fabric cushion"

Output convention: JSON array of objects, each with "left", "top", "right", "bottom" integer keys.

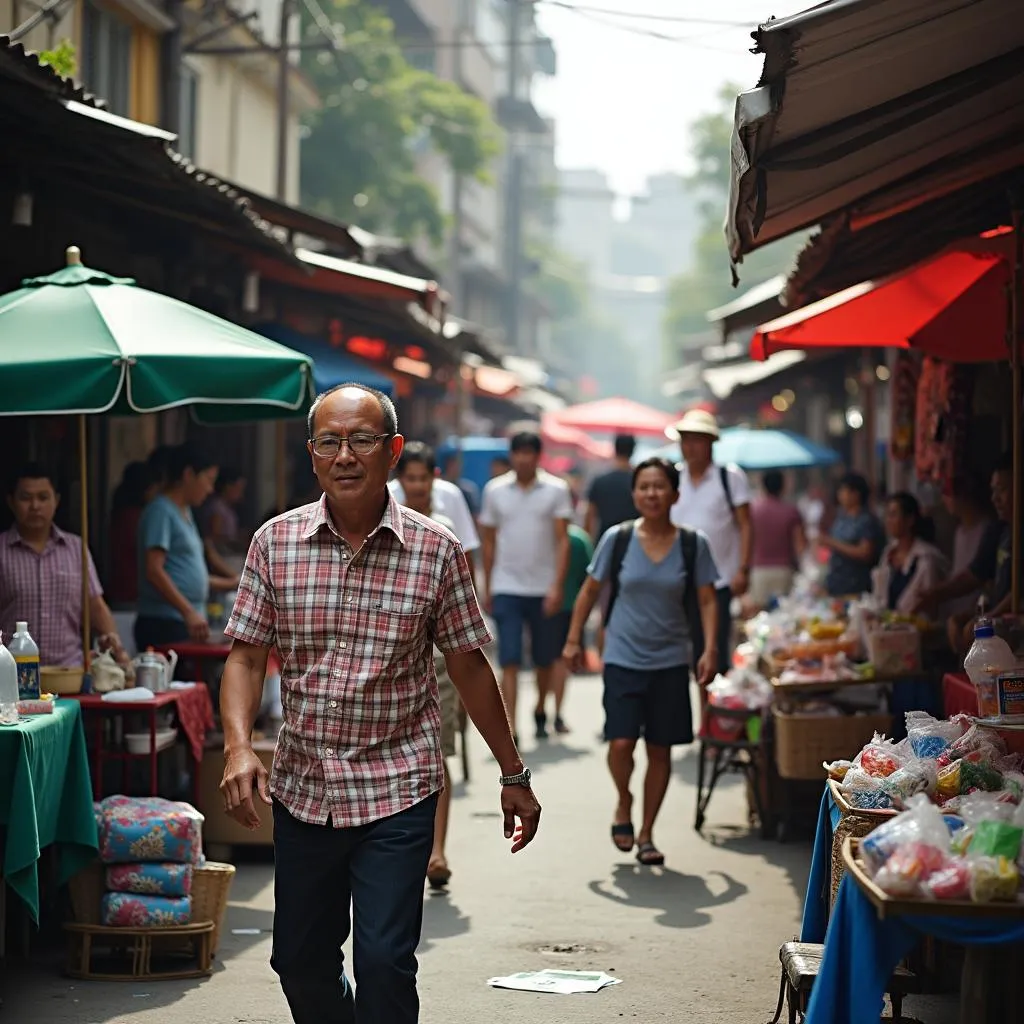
[
  {"left": 95, "top": 795, "right": 204, "bottom": 864},
  {"left": 101, "top": 892, "right": 192, "bottom": 928},
  {"left": 106, "top": 862, "right": 193, "bottom": 897}
]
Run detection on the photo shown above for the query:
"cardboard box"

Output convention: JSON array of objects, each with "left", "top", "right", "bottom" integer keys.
[{"left": 198, "top": 739, "right": 276, "bottom": 848}]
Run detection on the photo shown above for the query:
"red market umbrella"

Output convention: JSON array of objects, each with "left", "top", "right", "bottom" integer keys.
[
  {"left": 541, "top": 415, "right": 614, "bottom": 459},
  {"left": 750, "top": 250, "right": 1009, "bottom": 363},
  {"left": 547, "top": 397, "right": 678, "bottom": 438}
]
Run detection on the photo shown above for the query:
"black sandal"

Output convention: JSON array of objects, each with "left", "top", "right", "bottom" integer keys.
[
  {"left": 636, "top": 841, "right": 665, "bottom": 866},
  {"left": 610, "top": 823, "right": 635, "bottom": 852}
]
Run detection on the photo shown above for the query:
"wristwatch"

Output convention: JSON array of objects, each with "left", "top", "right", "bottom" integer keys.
[{"left": 499, "top": 766, "right": 532, "bottom": 788}]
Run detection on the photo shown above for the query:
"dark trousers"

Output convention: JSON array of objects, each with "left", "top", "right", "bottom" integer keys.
[
  {"left": 271, "top": 794, "right": 438, "bottom": 1024},
  {"left": 133, "top": 615, "right": 189, "bottom": 651}
]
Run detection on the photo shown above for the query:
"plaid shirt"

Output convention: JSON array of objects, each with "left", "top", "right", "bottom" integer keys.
[
  {"left": 0, "top": 525, "right": 102, "bottom": 666},
  {"left": 226, "top": 493, "right": 491, "bottom": 827}
]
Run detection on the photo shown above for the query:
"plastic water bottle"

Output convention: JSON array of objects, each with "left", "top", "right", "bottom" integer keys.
[
  {"left": 0, "top": 635, "right": 18, "bottom": 725},
  {"left": 8, "top": 621, "right": 40, "bottom": 700},
  {"left": 964, "top": 618, "right": 1017, "bottom": 719}
]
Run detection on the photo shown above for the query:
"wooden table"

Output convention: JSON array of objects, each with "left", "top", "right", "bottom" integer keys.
[{"left": 69, "top": 685, "right": 214, "bottom": 801}]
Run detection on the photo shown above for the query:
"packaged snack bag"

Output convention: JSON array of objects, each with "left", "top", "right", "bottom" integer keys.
[{"left": 969, "top": 856, "right": 1019, "bottom": 903}]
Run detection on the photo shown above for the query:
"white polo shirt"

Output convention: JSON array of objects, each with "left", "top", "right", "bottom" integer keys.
[
  {"left": 670, "top": 462, "right": 750, "bottom": 587},
  {"left": 479, "top": 470, "right": 574, "bottom": 597},
  {"left": 388, "top": 477, "right": 480, "bottom": 552}
]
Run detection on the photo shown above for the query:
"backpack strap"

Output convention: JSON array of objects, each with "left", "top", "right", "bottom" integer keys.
[
  {"left": 719, "top": 465, "right": 736, "bottom": 518},
  {"left": 679, "top": 526, "right": 697, "bottom": 610},
  {"left": 603, "top": 520, "right": 636, "bottom": 627}
]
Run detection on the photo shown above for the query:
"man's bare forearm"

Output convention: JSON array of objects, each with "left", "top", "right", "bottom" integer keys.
[
  {"left": 221, "top": 641, "right": 271, "bottom": 755},
  {"left": 446, "top": 648, "right": 521, "bottom": 774}
]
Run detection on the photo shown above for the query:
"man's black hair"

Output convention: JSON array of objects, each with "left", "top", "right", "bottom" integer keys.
[
  {"left": 510, "top": 431, "right": 542, "bottom": 455},
  {"left": 7, "top": 462, "right": 58, "bottom": 495},
  {"left": 613, "top": 434, "right": 636, "bottom": 459},
  {"left": 396, "top": 441, "right": 437, "bottom": 476}
]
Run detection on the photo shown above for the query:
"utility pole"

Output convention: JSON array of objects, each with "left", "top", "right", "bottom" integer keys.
[
  {"left": 449, "top": 3, "right": 470, "bottom": 439},
  {"left": 503, "top": 0, "right": 524, "bottom": 356},
  {"left": 275, "top": 0, "right": 294, "bottom": 202}
]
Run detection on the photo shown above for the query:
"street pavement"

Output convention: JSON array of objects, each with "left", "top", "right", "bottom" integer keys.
[{"left": 5, "top": 673, "right": 952, "bottom": 1022}]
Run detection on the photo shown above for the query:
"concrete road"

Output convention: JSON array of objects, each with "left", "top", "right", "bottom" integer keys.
[{"left": 8, "top": 674, "right": 817, "bottom": 1023}]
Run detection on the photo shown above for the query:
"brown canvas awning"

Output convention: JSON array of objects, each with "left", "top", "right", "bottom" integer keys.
[{"left": 727, "top": 0, "right": 1024, "bottom": 267}]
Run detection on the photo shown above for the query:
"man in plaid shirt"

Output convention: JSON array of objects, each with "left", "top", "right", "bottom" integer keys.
[{"left": 219, "top": 384, "right": 540, "bottom": 1024}]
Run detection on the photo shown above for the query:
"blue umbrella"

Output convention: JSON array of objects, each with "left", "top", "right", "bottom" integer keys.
[{"left": 712, "top": 428, "right": 840, "bottom": 471}]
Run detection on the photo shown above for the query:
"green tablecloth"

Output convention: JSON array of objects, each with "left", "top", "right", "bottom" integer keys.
[{"left": 0, "top": 699, "right": 98, "bottom": 923}]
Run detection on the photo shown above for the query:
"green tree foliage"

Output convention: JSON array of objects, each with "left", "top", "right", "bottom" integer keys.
[
  {"left": 38, "top": 40, "right": 77, "bottom": 77},
  {"left": 299, "top": 0, "right": 501, "bottom": 243},
  {"left": 662, "top": 83, "right": 804, "bottom": 360}
]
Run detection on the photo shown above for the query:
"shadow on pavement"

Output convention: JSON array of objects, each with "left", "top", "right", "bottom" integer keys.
[
  {"left": 419, "top": 892, "right": 471, "bottom": 952},
  {"left": 587, "top": 864, "right": 748, "bottom": 929}
]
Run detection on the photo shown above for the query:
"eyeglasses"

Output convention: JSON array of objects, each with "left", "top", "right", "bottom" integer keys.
[{"left": 310, "top": 433, "right": 391, "bottom": 458}]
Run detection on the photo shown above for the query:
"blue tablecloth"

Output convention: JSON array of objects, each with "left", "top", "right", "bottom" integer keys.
[
  {"left": 805, "top": 875, "right": 1024, "bottom": 1024},
  {"left": 801, "top": 787, "right": 842, "bottom": 942}
]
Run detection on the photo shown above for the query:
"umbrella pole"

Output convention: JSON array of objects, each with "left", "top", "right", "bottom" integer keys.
[
  {"left": 1013, "top": 203, "right": 1023, "bottom": 616},
  {"left": 275, "top": 421, "right": 287, "bottom": 513},
  {"left": 79, "top": 415, "right": 92, "bottom": 672}
]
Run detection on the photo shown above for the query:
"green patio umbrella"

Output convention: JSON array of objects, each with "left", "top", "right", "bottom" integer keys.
[
  {"left": 0, "top": 247, "right": 314, "bottom": 418},
  {"left": 0, "top": 246, "right": 316, "bottom": 672}
]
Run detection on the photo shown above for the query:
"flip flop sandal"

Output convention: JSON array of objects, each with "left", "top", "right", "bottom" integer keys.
[
  {"left": 636, "top": 842, "right": 665, "bottom": 866},
  {"left": 611, "top": 823, "right": 635, "bottom": 852},
  {"left": 427, "top": 865, "right": 452, "bottom": 889}
]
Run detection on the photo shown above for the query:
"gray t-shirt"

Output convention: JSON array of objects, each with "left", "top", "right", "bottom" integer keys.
[{"left": 588, "top": 527, "right": 719, "bottom": 671}]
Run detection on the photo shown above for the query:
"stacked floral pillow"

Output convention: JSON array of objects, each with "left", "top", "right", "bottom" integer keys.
[{"left": 94, "top": 795, "right": 204, "bottom": 927}]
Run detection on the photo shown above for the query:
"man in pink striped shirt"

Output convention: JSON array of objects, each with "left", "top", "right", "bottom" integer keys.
[{"left": 1, "top": 463, "right": 125, "bottom": 667}]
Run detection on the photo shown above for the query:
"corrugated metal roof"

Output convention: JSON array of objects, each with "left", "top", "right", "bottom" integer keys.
[{"left": 0, "top": 35, "right": 105, "bottom": 108}]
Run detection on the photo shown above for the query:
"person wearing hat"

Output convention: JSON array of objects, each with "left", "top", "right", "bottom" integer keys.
[{"left": 666, "top": 410, "right": 752, "bottom": 679}]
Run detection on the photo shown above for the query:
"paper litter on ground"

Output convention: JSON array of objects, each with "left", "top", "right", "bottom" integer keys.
[{"left": 487, "top": 969, "right": 621, "bottom": 995}]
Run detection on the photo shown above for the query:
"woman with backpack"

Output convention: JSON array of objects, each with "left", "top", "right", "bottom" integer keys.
[{"left": 562, "top": 457, "right": 719, "bottom": 866}]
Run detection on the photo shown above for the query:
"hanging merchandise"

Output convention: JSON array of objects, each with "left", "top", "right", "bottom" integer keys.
[
  {"left": 889, "top": 352, "right": 919, "bottom": 462},
  {"left": 915, "top": 359, "right": 974, "bottom": 484}
]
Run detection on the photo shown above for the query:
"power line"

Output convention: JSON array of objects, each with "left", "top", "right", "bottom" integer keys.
[{"left": 531, "top": 2, "right": 751, "bottom": 28}]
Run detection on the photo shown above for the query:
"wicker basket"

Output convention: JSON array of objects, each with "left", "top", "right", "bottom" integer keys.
[
  {"left": 830, "top": 814, "right": 877, "bottom": 909},
  {"left": 773, "top": 707, "right": 892, "bottom": 780},
  {"left": 67, "top": 859, "right": 235, "bottom": 956},
  {"left": 191, "top": 862, "right": 236, "bottom": 956}
]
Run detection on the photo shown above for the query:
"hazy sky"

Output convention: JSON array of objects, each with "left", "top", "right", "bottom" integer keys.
[{"left": 533, "top": 0, "right": 809, "bottom": 197}]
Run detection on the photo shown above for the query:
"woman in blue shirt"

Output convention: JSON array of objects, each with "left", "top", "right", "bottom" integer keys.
[
  {"left": 135, "top": 443, "right": 238, "bottom": 651},
  {"left": 821, "top": 472, "right": 883, "bottom": 597},
  {"left": 563, "top": 458, "right": 719, "bottom": 866}
]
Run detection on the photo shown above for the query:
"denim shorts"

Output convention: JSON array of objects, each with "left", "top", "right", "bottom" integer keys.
[{"left": 490, "top": 594, "right": 563, "bottom": 669}]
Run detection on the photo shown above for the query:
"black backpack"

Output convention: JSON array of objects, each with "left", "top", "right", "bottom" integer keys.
[{"left": 603, "top": 521, "right": 702, "bottom": 653}]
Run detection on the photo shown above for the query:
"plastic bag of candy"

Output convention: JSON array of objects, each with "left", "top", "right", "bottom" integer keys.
[
  {"left": 880, "top": 758, "right": 938, "bottom": 809},
  {"left": 875, "top": 841, "right": 948, "bottom": 897},
  {"left": 970, "top": 819, "right": 1024, "bottom": 861},
  {"left": 937, "top": 725, "right": 1005, "bottom": 769},
  {"left": 824, "top": 759, "right": 855, "bottom": 782},
  {"left": 841, "top": 767, "right": 895, "bottom": 810},
  {"left": 961, "top": 759, "right": 1005, "bottom": 793},
  {"left": 858, "top": 737, "right": 905, "bottom": 778},
  {"left": 921, "top": 858, "right": 971, "bottom": 900},
  {"left": 905, "top": 712, "right": 963, "bottom": 760},
  {"left": 969, "top": 856, "right": 1019, "bottom": 902},
  {"left": 861, "top": 794, "right": 950, "bottom": 874},
  {"left": 937, "top": 760, "right": 963, "bottom": 799}
]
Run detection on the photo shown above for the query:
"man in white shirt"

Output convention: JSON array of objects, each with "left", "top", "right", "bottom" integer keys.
[
  {"left": 479, "top": 432, "right": 572, "bottom": 742},
  {"left": 389, "top": 471, "right": 480, "bottom": 567},
  {"left": 667, "top": 410, "right": 753, "bottom": 677}
]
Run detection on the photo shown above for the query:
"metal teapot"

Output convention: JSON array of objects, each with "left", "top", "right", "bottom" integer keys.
[{"left": 132, "top": 648, "right": 178, "bottom": 692}]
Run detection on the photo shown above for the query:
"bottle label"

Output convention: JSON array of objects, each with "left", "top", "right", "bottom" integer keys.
[{"left": 15, "top": 655, "right": 40, "bottom": 700}]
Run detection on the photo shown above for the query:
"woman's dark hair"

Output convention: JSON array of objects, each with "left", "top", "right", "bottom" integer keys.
[
  {"left": 112, "top": 461, "right": 156, "bottom": 510},
  {"left": 631, "top": 456, "right": 680, "bottom": 491},
  {"left": 837, "top": 472, "right": 870, "bottom": 506},
  {"left": 165, "top": 442, "right": 218, "bottom": 484},
  {"left": 763, "top": 470, "right": 784, "bottom": 497},
  {"left": 888, "top": 491, "right": 936, "bottom": 543},
  {"left": 396, "top": 441, "right": 437, "bottom": 476}
]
